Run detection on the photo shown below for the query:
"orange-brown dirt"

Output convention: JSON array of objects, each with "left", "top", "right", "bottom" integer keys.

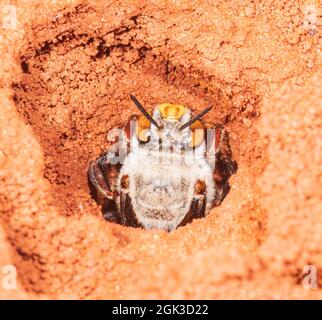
[{"left": 0, "top": 0, "right": 321, "bottom": 299}]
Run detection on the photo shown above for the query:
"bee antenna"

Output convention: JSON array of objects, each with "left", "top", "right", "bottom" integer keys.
[
  {"left": 130, "top": 94, "right": 161, "bottom": 129},
  {"left": 179, "top": 106, "right": 212, "bottom": 130}
]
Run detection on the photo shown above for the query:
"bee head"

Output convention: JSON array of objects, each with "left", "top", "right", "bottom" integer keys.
[{"left": 130, "top": 95, "right": 211, "bottom": 148}]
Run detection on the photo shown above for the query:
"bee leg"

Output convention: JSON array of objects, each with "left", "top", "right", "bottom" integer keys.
[
  {"left": 191, "top": 179, "right": 207, "bottom": 219},
  {"left": 88, "top": 152, "right": 121, "bottom": 223},
  {"left": 102, "top": 199, "right": 120, "bottom": 223},
  {"left": 212, "top": 148, "right": 237, "bottom": 205},
  {"left": 179, "top": 180, "right": 207, "bottom": 228},
  {"left": 88, "top": 160, "right": 115, "bottom": 202},
  {"left": 206, "top": 125, "right": 237, "bottom": 206},
  {"left": 120, "top": 175, "right": 140, "bottom": 228},
  {"left": 191, "top": 194, "right": 207, "bottom": 219},
  {"left": 213, "top": 168, "right": 232, "bottom": 206}
]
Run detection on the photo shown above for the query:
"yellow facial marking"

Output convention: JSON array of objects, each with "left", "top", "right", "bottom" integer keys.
[{"left": 159, "top": 103, "right": 187, "bottom": 121}]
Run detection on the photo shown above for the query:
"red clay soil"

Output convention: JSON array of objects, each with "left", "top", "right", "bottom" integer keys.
[{"left": 0, "top": 0, "right": 321, "bottom": 299}]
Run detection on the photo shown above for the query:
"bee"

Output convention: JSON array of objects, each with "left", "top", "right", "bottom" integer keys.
[{"left": 88, "top": 95, "right": 236, "bottom": 231}]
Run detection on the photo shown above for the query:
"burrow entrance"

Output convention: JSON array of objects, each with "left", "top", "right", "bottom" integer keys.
[{"left": 12, "top": 6, "right": 266, "bottom": 242}]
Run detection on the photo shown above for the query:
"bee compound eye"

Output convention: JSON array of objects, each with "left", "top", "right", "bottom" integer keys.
[
  {"left": 189, "top": 120, "right": 205, "bottom": 148},
  {"left": 135, "top": 116, "right": 151, "bottom": 143}
]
